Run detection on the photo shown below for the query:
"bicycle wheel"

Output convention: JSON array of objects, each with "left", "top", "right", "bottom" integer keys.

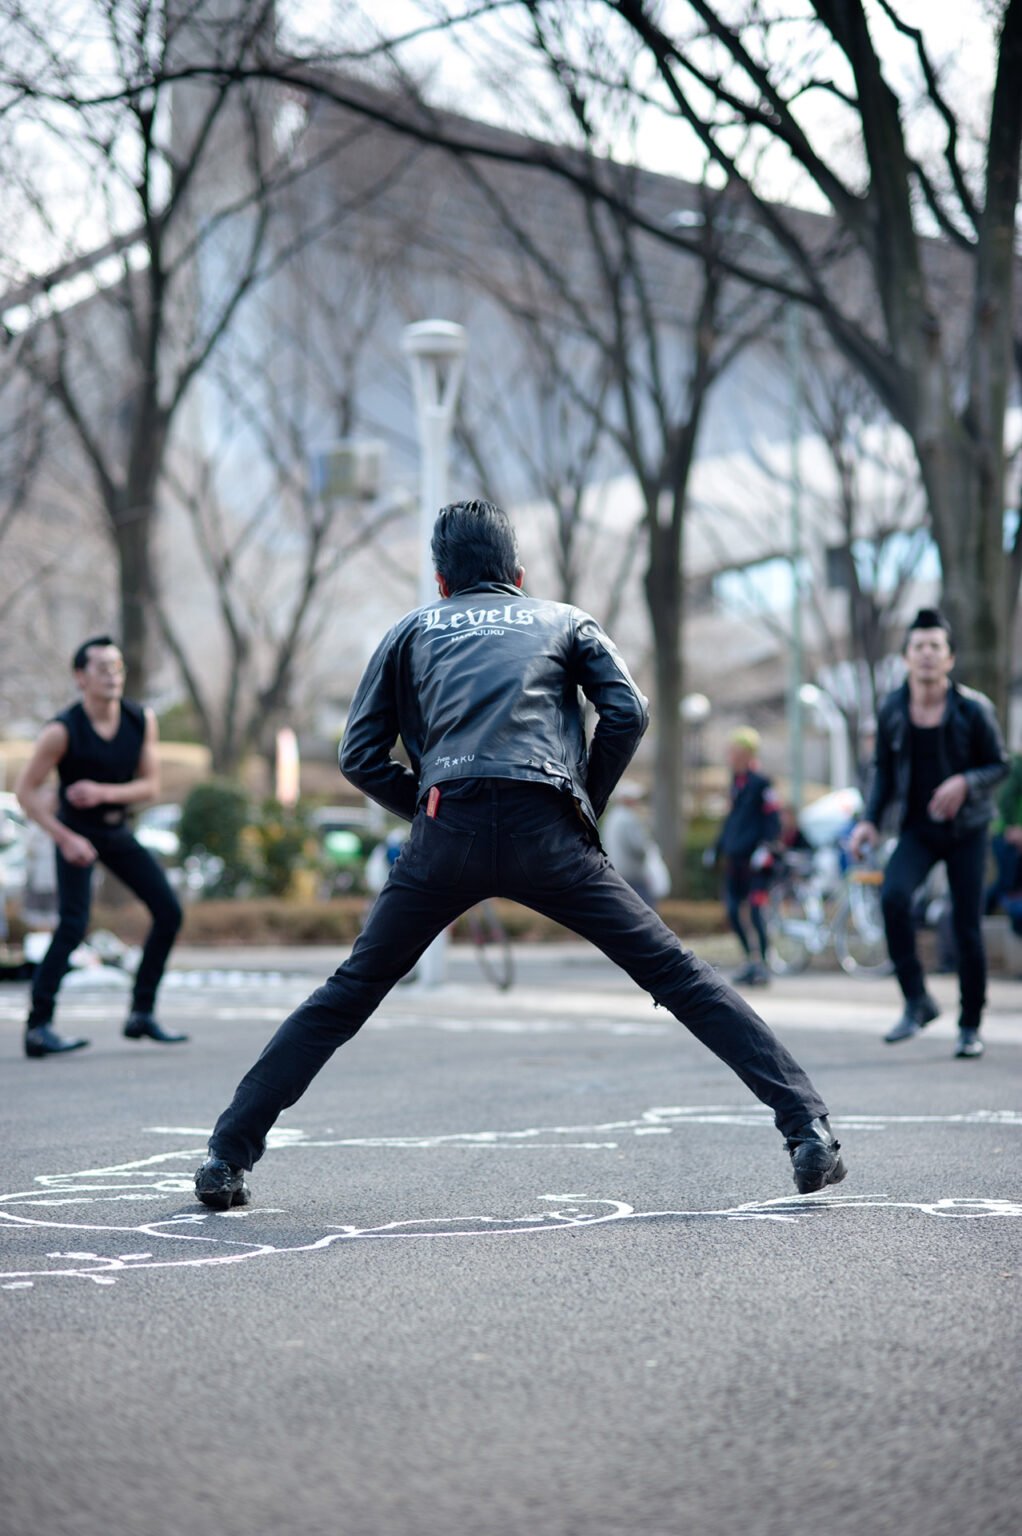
[
  {"left": 467, "top": 902, "right": 514, "bottom": 992},
  {"left": 835, "top": 879, "right": 891, "bottom": 975},
  {"left": 766, "top": 884, "right": 815, "bottom": 976}
]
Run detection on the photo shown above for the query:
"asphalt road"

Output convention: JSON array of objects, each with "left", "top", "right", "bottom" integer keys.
[{"left": 2, "top": 946, "right": 1020, "bottom": 1536}]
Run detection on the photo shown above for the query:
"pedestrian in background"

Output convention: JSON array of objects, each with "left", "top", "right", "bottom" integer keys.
[
  {"left": 710, "top": 727, "right": 781, "bottom": 987},
  {"left": 602, "top": 780, "right": 668, "bottom": 908}
]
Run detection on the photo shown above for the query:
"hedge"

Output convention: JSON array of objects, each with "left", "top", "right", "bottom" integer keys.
[{"left": 84, "top": 895, "right": 729, "bottom": 947}]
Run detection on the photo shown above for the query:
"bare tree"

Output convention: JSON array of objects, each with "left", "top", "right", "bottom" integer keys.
[
  {"left": 592, "top": 0, "right": 1022, "bottom": 718},
  {"left": 0, "top": 363, "right": 49, "bottom": 622},
  {"left": 0, "top": 0, "right": 423, "bottom": 697},
  {"left": 257, "top": 1, "right": 1020, "bottom": 715},
  {"left": 0, "top": 3, "right": 281, "bottom": 689},
  {"left": 152, "top": 234, "right": 412, "bottom": 774},
  {"left": 702, "top": 345, "right": 935, "bottom": 773}
]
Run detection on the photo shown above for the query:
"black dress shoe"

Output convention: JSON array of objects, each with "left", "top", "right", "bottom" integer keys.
[
  {"left": 884, "top": 994, "right": 939, "bottom": 1043},
  {"left": 194, "top": 1155, "right": 251, "bottom": 1210},
  {"left": 123, "top": 1011, "right": 188, "bottom": 1044},
  {"left": 25, "top": 1024, "right": 90, "bottom": 1058},
  {"left": 786, "top": 1116, "right": 847, "bottom": 1194}
]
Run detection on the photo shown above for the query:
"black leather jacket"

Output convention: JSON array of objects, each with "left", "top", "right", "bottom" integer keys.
[
  {"left": 339, "top": 582, "right": 649, "bottom": 838},
  {"left": 864, "top": 680, "right": 1008, "bottom": 836}
]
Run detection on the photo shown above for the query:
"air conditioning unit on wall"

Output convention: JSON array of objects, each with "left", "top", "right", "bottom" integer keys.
[{"left": 309, "top": 440, "right": 385, "bottom": 502}]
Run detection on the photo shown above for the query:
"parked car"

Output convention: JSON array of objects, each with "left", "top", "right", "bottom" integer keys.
[
  {"left": 135, "top": 802, "right": 182, "bottom": 860},
  {"left": 309, "top": 804, "right": 381, "bottom": 894},
  {"left": 0, "top": 791, "right": 28, "bottom": 896}
]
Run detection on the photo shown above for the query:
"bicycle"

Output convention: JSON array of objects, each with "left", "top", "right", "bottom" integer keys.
[
  {"left": 462, "top": 901, "right": 515, "bottom": 991},
  {"left": 766, "top": 848, "right": 890, "bottom": 977}
]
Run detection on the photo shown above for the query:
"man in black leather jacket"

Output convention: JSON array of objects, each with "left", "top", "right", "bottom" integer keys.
[
  {"left": 849, "top": 608, "right": 1008, "bottom": 1057},
  {"left": 196, "top": 500, "right": 845, "bottom": 1209}
]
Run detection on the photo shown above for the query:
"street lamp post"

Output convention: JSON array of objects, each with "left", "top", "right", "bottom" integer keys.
[
  {"left": 401, "top": 320, "right": 467, "bottom": 604},
  {"left": 799, "top": 683, "right": 851, "bottom": 791},
  {"left": 786, "top": 303, "right": 805, "bottom": 810},
  {"left": 401, "top": 320, "right": 467, "bottom": 987},
  {"left": 681, "top": 692, "right": 712, "bottom": 816}
]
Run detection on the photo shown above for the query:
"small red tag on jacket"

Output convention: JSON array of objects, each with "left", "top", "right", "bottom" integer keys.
[{"left": 426, "top": 786, "right": 441, "bottom": 819}]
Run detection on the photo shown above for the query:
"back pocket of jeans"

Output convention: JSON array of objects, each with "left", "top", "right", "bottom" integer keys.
[
  {"left": 415, "top": 816, "right": 476, "bottom": 888},
  {"left": 509, "top": 816, "right": 590, "bottom": 891}
]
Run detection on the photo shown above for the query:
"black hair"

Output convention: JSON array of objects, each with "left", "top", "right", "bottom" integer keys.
[
  {"left": 430, "top": 499, "right": 520, "bottom": 593},
  {"left": 72, "top": 635, "right": 118, "bottom": 671},
  {"left": 904, "top": 608, "right": 953, "bottom": 651}
]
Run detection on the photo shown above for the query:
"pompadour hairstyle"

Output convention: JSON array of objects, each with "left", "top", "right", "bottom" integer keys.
[
  {"left": 72, "top": 635, "right": 118, "bottom": 671},
  {"left": 430, "top": 499, "right": 520, "bottom": 594},
  {"left": 905, "top": 608, "right": 953, "bottom": 651}
]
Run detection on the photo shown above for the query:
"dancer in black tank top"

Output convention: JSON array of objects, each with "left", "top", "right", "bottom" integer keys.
[{"left": 14, "top": 636, "right": 186, "bottom": 1056}]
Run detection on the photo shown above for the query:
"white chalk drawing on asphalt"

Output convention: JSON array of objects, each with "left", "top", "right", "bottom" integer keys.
[
  {"left": 147, "top": 1102, "right": 1022, "bottom": 1148},
  {"left": 1, "top": 1105, "right": 1020, "bottom": 1290}
]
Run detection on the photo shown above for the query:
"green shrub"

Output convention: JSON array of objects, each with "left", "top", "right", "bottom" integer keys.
[
  {"left": 157, "top": 700, "right": 205, "bottom": 743},
  {"left": 179, "top": 780, "right": 251, "bottom": 894},
  {"left": 248, "top": 798, "right": 314, "bottom": 898},
  {"left": 683, "top": 815, "right": 721, "bottom": 900}
]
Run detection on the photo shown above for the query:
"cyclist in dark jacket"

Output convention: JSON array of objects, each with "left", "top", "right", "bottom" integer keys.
[
  {"left": 849, "top": 608, "right": 1008, "bottom": 1057},
  {"left": 195, "top": 499, "right": 845, "bottom": 1208}
]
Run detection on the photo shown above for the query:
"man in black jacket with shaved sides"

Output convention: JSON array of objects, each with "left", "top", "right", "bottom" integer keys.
[{"left": 196, "top": 499, "right": 845, "bottom": 1208}]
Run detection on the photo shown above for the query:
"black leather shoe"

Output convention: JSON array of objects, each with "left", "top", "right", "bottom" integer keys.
[
  {"left": 786, "top": 1116, "right": 847, "bottom": 1194},
  {"left": 733, "top": 960, "right": 770, "bottom": 985},
  {"left": 884, "top": 994, "right": 939, "bottom": 1043},
  {"left": 954, "top": 1026, "right": 984, "bottom": 1059},
  {"left": 194, "top": 1154, "right": 251, "bottom": 1210},
  {"left": 25, "top": 1025, "right": 90, "bottom": 1058},
  {"left": 124, "top": 1012, "right": 188, "bottom": 1044}
]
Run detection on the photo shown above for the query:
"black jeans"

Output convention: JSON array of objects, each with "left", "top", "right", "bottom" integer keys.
[
  {"left": 881, "top": 823, "right": 989, "bottom": 1027},
  {"left": 723, "top": 858, "right": 769, "bottom": 962},
  {"left": 211, "top": 781, "right": 829, "bottom": 1169},
  {"left": 28, "top": 824, "right": 183, "bottom": 1027}
]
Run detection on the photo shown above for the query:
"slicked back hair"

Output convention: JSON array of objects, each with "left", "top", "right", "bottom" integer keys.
[
  {"left": 72, "top": 635, "right": 118, "bottom": 671},
  {"left": 430, "top": 499, "right": 520, "bottom": 594},
  {"left": 905, "top": 607, "right": 953, "bottom": 652}
]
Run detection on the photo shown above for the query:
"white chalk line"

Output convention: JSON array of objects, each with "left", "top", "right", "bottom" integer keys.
[
  {"left": 2, "top": 1191, "right": 1021, "bottom": 1289},
  {"left": 1, "top": 1104, "right": 1020, "bottom": 1289}
]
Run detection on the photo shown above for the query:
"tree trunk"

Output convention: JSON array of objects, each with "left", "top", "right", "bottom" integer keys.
[
  {"left": 644, "top": 516, "right": 686, "bottom": 892},
  {"left": 918, "top": 424, "right": 1008, "bottom": 715},
  {"left": 111, "top": 494, "right": 156, "bottom": 697}
]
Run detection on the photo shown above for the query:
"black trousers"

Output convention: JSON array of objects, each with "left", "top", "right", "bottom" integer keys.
[
  {"left": 723, "top": 858, "right": 769, "bottom": 961},
  {"left": 880, "top": 823, "right": 988, "bottom": 1027},
  {"left": 211, "top": 782, "right": 829, "bottom": 1170},
  {"left": 28, "top": 824, "right": 183, "bottom": 1027}
]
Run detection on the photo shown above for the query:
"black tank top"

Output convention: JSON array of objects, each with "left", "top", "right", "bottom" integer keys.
[
  {"left": 54, "top": 699, "right": 146, "bottom": 830},
  {"left": 905, "top": 723, "right": 947, "bottom": 829}
]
